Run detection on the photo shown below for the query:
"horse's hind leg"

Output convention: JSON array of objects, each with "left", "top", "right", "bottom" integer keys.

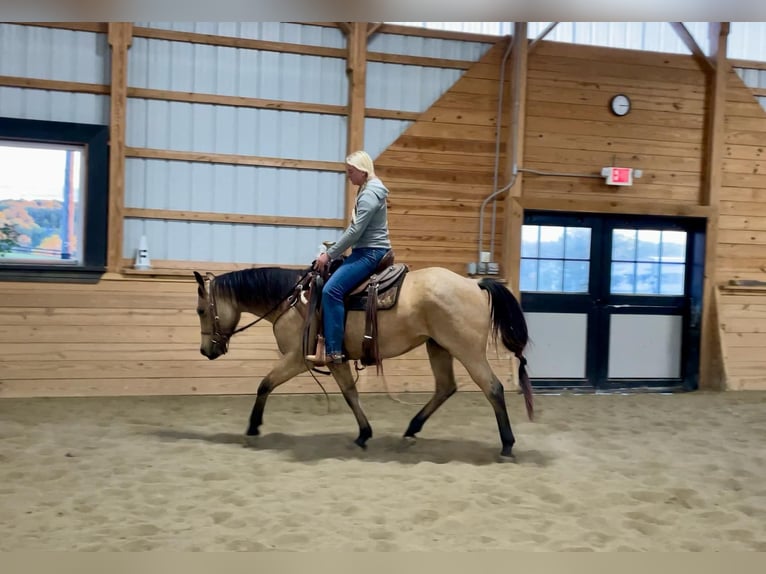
[
  {"left": 329, "top": 362, "right": 373, "bottom": 449},
  {"left": 464, "top": 359, "right": 516, "bottom": 459},
  {"left": 404, "top": 338, "right": 457, "bottom": 440}
]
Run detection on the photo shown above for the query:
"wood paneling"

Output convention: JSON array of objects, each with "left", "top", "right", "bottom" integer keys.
[
  {"left": 523, "top": 40, "right": 707, "bottom": 210},
  {"left": 372, "top": 39, "right": 511, "bottom": 276},
  {"left": 0, "top": 278, "right": 515, "bottom": 398},
  {"left": 714, "top": 60, "right": 766, "bottom": 390}
]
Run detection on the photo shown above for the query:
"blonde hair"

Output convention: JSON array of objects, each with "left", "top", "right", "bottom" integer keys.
[{"left": 345, "top": 150, "right": 376, "bottom": 178}]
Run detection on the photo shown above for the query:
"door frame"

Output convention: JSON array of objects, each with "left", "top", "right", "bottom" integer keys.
[{"left": 520, "top": 210, "right": 706, "bottom": 393}]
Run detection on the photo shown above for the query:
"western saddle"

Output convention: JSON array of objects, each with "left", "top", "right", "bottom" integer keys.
[{"left": 300, "top": 247, "right": 409, "bottom": 373}]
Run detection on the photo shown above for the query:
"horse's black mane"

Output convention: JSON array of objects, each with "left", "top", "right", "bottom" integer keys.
[{"left": 212, "top": 266, "right": 306, "bottom": 310}]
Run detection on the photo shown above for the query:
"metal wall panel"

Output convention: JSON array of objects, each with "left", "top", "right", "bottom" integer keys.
[
  {"left": 729, "top": 22, "right": 766, "bottom": 61},
  {"left": 364, "top": 118, "right": 414, "bottom": 159},
  {"left": 0, "top": 24, "right": 109, "bottom": 125},
  {"left": 364, "top": 33, "right": 490, "bottom": 156},
  {"left": 0, "top": 87, "right": 108, "bottom": 125},
  {"left": 125, "top": 24, "right": 494, "bottom": 266},
  {"left": 397, "top": 21, "right": 766, "bottom": 62},
  {"left": 734, "top": 68, "right": 766, "bottom": 113},
  {"left": 0, "top": 24, "right": 109, "bottom": 83},
  {"left": 527, "top": 21, "right": 711, "bottom": 55},
  {"left": 128, "top": 37, "right": 347, "bottom": 106},
  {"left": 125, "top": 159, "right": 345, "bottom": 218},
  {"left": 123, "top": 218, "right": 337, "bottom": 265},
  {"left": 127, "top": 99, "right": 346, "bottom": 160}
]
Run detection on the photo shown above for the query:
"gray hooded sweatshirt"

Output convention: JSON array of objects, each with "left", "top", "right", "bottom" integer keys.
[{"left": 327, "top": 177, "right": 391, "bottom": 259}]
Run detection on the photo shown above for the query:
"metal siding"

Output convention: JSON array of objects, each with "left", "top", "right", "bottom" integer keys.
[
  {"left": 391, "top": 22, "right": 766, "bottom": 58},
  {"left": 364, "top": 118, "right": 413, "bottom": 159},
  {"left": 526, "top": 21, "right": 711, "bottom": 55},
  {"left": 729, "top": 22, "right": 766, "bottom": 61},
  {"left": 0, "top": 24, "right": 108, "bottom": 83},
  {"left": 126, "top": 99, "right": 346, "bottom": 160},
  {"left": 366, "top": 62, "right": 463, "bottom": 113},
  {"left": 0, "top": 87, "right": 108, "bottom": 125},
  {"left": 735, "top": 67, "right": 766, "bottom": 113},
  {"left": 0, "top": 24, "right": 109, "bottom": 125},
  {"left": 128, "top": 37, "right": 347, "bottom": 106},
  {"left": 123, "top": 218, "right": 336, "bottom": 265}
]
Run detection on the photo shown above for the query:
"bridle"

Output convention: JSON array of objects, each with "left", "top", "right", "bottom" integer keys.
[{"left": 201, "top": 268, "right": 313, "bottom": 353}]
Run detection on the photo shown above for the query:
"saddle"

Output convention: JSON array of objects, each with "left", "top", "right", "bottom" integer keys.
[{"left": 301, "top": 248, "right": 409, "bottom": 373}]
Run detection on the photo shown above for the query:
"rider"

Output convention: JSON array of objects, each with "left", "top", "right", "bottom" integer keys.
[{"left": 305, "top": 150, "right": 392, "bottom": 366}]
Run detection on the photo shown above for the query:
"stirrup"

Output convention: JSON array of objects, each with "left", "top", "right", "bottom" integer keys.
[{"left": 305, "top": 352, "right": 344, "bottom": 366}]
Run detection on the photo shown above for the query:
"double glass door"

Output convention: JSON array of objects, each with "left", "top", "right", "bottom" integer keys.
[{"left": 518, "top": 211, "right": 705, "bottom": 391}]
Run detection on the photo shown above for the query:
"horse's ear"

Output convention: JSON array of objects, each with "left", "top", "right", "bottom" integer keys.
[
  {"left": 206, "top": 272, "right": 216, "bottom": 281},
  {"left": 193, "top": 271, "right": 204, "bottom": 286}
]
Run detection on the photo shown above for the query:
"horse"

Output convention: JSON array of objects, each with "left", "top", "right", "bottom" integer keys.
[{"left": 193, "top": 264, "right": 534, "bottom": 460}]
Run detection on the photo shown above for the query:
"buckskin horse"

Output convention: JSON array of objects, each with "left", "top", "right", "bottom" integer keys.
[{"left": 193, "top": 259, "right": 534, "bottom": 460}]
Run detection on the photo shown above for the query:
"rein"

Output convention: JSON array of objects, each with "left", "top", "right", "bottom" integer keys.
[{"left": 203, "top": 267, "right": 314, "bottom": 348}]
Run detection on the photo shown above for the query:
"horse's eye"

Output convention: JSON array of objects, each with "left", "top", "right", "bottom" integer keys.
[{"left": 197, "top": 309, "right": 204, "bottom": 316}]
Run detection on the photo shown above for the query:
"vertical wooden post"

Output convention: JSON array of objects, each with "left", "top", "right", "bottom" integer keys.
[
  {"left": 699, "top": 22, "right": 729, "bottom": 390},
  {"left": 502, "top": 23, "right": 528, "bottom": 297},
  {"left": 343, "top": 22, "right": 368, "bottom": 227},
  {"left": 106, "top": 22, "right": 132, "bottom": 273}
]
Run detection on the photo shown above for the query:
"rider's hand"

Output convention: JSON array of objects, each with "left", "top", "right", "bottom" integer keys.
[{"left": 314, "top": 252, "right": 330, "bottom": 271}]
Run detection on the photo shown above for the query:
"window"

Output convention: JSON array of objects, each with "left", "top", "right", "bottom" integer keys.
[
  {"left": 0, "top": 117, "right": 108, "bottom": 282},
  {"left": 520, "top": 225, "right": 591, "bottom": 293},
  {"left": 610, "top": 229, "right": 687, "bottom": 295}
]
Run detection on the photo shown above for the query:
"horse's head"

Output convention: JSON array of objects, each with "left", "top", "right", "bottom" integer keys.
[{"left": 194, "top": 270, "right": 241, "bottom": 360}]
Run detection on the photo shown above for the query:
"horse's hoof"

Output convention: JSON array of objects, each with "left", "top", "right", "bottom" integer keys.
[
  {"left": 498, "top": 451, "right": 517, "bottom": 463},
  {"left": 402, "top": 435, "right": 417, "bottom": 445},
  {"left": 354, "top": 437, "right": 368, "bottom": 450},
  {"left": 243, "top": 435, "right": 259, "bottom": 448}
]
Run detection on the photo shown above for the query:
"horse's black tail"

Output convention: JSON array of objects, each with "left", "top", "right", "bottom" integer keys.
[{"left": 478, "top": 278, "right": 534, "bottom": 421}]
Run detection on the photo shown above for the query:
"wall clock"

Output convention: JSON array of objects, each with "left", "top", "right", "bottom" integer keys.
[{"left": 609, "top": 94, "right": 631, "bottom": 117}]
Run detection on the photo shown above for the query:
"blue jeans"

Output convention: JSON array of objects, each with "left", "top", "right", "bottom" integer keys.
[{"left": 322, "top": 247, "right": 389, "bottom": 356}]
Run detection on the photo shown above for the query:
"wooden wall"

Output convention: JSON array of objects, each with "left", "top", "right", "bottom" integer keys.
[
  {"left": 0, "top": 276, "right": 515, "bottom": 397},
  {"left": 5, "top": 25, "right": 766, "bottom": 397},
  {"left": 0, "top": 28, "right": 517, "bottom": 399},
  {"left": 376, "top": 40, "right": 509, "bottom": 275},
  {"left": 521, "top": 41, "right": 707, "bottom": 211},
  {"left": 712, "top": 64, "right": 766, "bottom": 391}
]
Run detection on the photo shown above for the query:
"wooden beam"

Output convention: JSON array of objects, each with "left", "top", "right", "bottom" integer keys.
[
  {"left": 124, "top": 208, "right": 344, "bottom": 229},
  {"left": 131, "top": 26, "right": 346, "bottom": 60},
  {"left": 125, "top": 147, "right": 345, "bottom": 172},
  {"left": 374, "top": 23, "right": 503, "bottom": 44},
  {"left": 336, "top": 22, "right": 351, "bottom": 35},
  {"left": 126, "top": 86, "right": 420, "bottom": 120},
  {"left": 699, "top": 22, "right": 730, "bottom": 391},
  {"left": 503, "top": 26, "right": 527, "bottom": 296},
  {"left": 520, "top": 197, "right": 713, "bottom": 218},
  {"left": 728, "top": 58, "right": 766, "bottom": 71},
  {"left": 0, "top": 75, "right": 109, "bottom": 95},
  {"left": 344, "top": 22, "right": 368, "bottom": 227},
  {"left": 670, "top": 22, "right": 715, "bottom": 74},
  {"left": 106, "top": 23, "right": 132, "bottom": 274},
  {"left": 366, "top": 51, "right": 473, "bottom": 70},
  {"left": 13, "top": 22, "right": 107, "bottom": 33},
  {"left": 127, "top": 86, "right": 346, "bottom": 116},
  {"left": 367, "top": 22, "right": 383, "bottom": 38},
  {"left": 528, "top": 22, "right": 559, "bottom": 55}
]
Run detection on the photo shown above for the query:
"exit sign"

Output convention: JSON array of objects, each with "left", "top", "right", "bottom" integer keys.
[{"left": 605, "top": 167, "right": 633, "bottom": 186}]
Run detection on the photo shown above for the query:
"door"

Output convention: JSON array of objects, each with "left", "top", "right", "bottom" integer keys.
[{"left": 519, "top": 211, "right": 705, "bottom": 392}]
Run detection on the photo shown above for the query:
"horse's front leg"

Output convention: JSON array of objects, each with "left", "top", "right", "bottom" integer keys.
[
  {"left": 246, "top": 353, "right": 307, "bottom": 436},
  {"left": 329, "top": 361, "right": 373, "bottom": 449}
]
